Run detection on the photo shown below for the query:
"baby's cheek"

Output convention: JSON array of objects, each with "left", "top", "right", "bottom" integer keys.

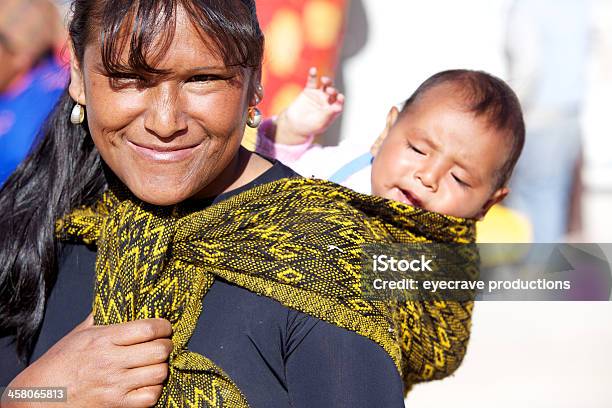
[
  {"left": 459, "top": 196, "right": 489, "bottom": 219},
  {"left": 434, "top": 190, "right": 471, "bottom": 218}
]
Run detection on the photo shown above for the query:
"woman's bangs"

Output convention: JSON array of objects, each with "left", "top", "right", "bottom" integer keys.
[
  {"left": 98, "top": 0, "right": 177, "bottom": 76},
  {"left": 94, "top": 0, "right": 263, "bottom": 76}
]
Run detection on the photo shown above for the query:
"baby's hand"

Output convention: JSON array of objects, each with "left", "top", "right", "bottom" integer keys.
[{"left": 275, "top": 67, "right": 345, "bottom": 145}]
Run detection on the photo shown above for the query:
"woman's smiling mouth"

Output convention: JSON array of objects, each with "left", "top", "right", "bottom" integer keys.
[{"left": 127, "top": 140, "right": 201, "bottom": 163}]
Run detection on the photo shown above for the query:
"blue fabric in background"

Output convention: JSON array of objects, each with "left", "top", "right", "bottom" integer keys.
[{"left": 0, "top": 55, "right": 68, "bottom": 185}]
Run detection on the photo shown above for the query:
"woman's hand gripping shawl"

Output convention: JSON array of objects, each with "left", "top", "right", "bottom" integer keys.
[{"left": 56, "top": 177, "right": 476, "bottom": 407}]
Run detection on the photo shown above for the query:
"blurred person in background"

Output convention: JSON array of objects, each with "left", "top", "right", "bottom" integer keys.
[
  {"left": 504, "top": 0, "right": 590, "bottom": 243},
  {"left": 0, "top": 0, "right": 68, "bottom": 185}
]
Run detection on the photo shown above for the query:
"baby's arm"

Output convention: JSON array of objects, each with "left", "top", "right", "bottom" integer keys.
[
  {"left": 256, "top": 68, "right": 344, "bottom": 161},
  {"left": 275, "top": 67, "right": 344, "bottom": 145}
]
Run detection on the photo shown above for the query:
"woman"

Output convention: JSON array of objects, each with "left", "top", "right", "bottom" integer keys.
[{"left": 0, "top": 1, "right": 475, "bottom": 407}]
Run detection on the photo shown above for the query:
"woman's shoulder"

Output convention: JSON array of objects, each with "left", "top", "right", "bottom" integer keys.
[{"left": 249, "top": 155, "right": 301, "bottom": 182}]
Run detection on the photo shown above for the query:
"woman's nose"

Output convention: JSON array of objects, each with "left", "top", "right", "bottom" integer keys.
[{"left": 143, "top": 84, "right": 187, "bottom": 139}]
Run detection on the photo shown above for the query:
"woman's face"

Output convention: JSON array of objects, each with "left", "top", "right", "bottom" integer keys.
[{"left": 69, "top": 6, "right": 258, "bottom": 205}]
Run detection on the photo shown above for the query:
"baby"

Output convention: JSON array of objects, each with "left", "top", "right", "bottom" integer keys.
[{"left": 256, "top": 69, "right": 525, "bottom": 220}]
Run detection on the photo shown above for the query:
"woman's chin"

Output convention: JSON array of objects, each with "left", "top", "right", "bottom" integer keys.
[
  {"left": 134, "top": 190, "right": 188, "bottom": 207},
  {"left": 123, "top": 175, "right": 197, "bottom": 207}
]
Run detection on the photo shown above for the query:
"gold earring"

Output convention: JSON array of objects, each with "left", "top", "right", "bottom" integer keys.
[
  {"left": 70, "top": 103, "right": 85, "bottom": 124},
  {"left": 246, "top": 107, "right": 262, "bottom": 128}
]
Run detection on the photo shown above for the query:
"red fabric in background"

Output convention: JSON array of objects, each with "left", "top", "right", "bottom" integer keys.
[{"left": 255, "top": 0, "right": 348, "bottom": 116}]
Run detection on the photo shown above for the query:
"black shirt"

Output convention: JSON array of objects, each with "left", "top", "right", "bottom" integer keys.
[{"left": 0, "top": 160, "right": 405, "bottom": 407}]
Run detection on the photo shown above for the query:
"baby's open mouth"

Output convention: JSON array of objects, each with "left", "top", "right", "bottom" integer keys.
[{"left": 397, "top": 188, "right": 423, "bottom": 208}]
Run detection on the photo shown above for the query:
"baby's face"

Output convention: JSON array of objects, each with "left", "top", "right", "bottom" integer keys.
[{"left": 371, "top": 86, "right": 509, "bottom": 219}]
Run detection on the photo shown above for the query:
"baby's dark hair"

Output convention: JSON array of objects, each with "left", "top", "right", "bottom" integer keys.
[{"left": 401, "top": 69, "right": 525, "bottom": 189}]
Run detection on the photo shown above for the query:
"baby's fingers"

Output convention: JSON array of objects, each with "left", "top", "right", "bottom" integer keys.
[
  {"left": 325, "top": 86, "right": 340, "bottom": 104},
  {"left": 306, "top": 67, "right": 318, "bottom": 88},
  {"left": 332, "top": 93, "right": 345, "bottom": 111},
  {"left": 319, "top": 76, "right": 333, "bottom": 91}
]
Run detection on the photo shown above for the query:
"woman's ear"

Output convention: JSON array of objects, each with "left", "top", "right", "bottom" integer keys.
[
  {"left": 370, "top": 106, "right": 400, "bottom": 156},
  {"left": 68, "top": 42, "right": 86, "bottom": 105},
  {"left": 476, "top": 187, "right": 510, "bottom": 220},
  {"left": 249, "top": 68, "right": 263, "bottom": 106}
]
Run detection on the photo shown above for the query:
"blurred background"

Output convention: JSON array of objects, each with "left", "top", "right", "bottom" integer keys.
[{"left": 1, "top": 0, "right": 611, "bottom": 406}]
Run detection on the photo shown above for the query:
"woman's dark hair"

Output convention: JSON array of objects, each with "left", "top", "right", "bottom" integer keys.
[{"left": 0, "top": 0, "right": 264, "bottom": 363}]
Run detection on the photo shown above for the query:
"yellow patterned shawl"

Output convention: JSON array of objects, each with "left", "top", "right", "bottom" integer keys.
[{"left": 56, "top": 177, "right": 475, "bottom": 407}]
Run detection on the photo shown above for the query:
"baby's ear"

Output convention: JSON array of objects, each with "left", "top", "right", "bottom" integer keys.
[
  {"left": 371, "top": 106, "right": 400, "bottom": 156},
  {"left": 476, "top": 187, "right": 509, "bottom": 220}
]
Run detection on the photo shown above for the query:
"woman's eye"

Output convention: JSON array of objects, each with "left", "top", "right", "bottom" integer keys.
[
  {"left": 188, "top": 75, "right": 221, "bottom": 83},
  {"left": 109, "top": 73, "right": 147, "bottom": 88},
  {"left": 113, "top": 73, "right": 144, "bottom": 81},
  {"left": 452, "top": 174, "right": 470, "bottom": 188}
]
